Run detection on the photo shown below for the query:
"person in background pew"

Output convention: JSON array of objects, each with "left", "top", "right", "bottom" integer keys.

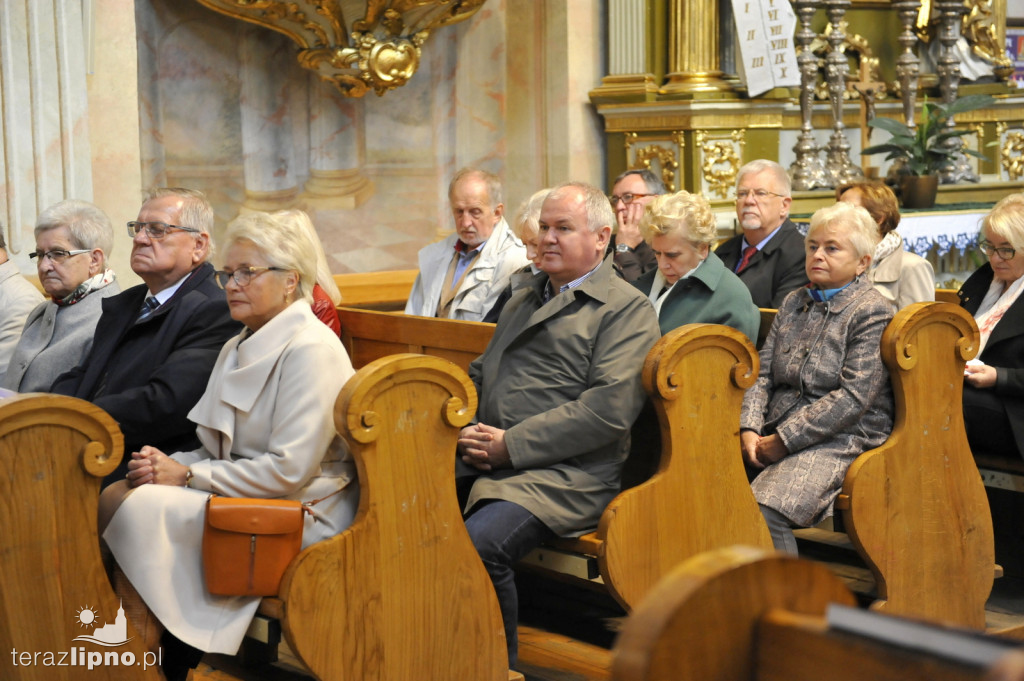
[
  {"left": 457, "top": 182, "right": 661, "bottom": 668},
  {"left": 633, "top": 190, "right": 760, "bottom": 342},
  {"left": 0, "top": 223, "right": 45, "bottom": 376},
  {"left": 283, "top": 209, "right": 342, "bottom": 335},
  {"left": 837, "top": 181, "right": 935, "bottom": 311},
  {"left": 608, "top": 168, "right": 664, "bottom": 281},
  {"left": 405, "top": 167, "right": 529, "bottom": 321},
  {"left": 716, "top": 160, "right": 809, "bottom": 308},
  {"left": 1, "top": 200, "right": 120, "bottom": 392},
  {"left": 960, "top": 193, "right": 1024, "bottom": 461},
  {"left": 741, "top": 201, "right": 894, "bottom": 554},
  {"left": 50, "top": 188, "right": 242, "bottom": 488},
  {"left": 483, "top": 187, "right": 548, "bottom": 323},
  {"left": 98, "top": 209, "right": 359, "bottom": 681}
]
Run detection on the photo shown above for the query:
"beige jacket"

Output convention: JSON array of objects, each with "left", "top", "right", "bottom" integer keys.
[{"left": 870, "top": 248, "right": 935, "bottom": 311}]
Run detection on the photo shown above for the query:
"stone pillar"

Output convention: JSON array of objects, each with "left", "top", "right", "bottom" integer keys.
[
  {"left": 238, "top": 25, "right": 299, "bottom": 212},
  {"left": 662, "top": 0, "right": 732, "bottom": 95},
  {"left": 590, "top": 0, "right": 659, "bottom": 101},
  {"left": 299, "top": 83, "right": 374, "bottom": 209},
  {"left": 0, "top": 0, "right": 93, "bottom": 269}
]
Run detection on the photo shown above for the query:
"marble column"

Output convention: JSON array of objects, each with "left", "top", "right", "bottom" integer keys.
[
  {"left": 299, "top": 84, "right": 374, "bottom": 209},
  {"left": 591, "top": 0, "right": 659, "bottom": 100},
  {"left": 238, "top": 25, "right": 299, "bottom": 212},
  {"left": 662, "top": 0, "right": 731, "bottom": 95},
  {"left": 0, "top": 0, "right": 93, "bottom": 269}
]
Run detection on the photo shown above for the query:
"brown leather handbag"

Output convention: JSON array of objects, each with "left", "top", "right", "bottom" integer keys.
[{"left": 202, "top": 497, "right": 306, "bottom": 597}]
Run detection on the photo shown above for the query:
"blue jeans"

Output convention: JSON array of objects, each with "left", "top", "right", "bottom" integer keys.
[{"left": 465, "top": 500, "right": 554, "bottom": 668}]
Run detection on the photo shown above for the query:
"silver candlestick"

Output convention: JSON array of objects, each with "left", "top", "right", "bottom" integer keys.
[
  {"left": 822, "top": 0, "right": 864, "bottom": 187},
  {"left": 893, "top": 0, "right": 922, "bottom": 133},
  {"left": 935, "top": 0, "right": 978, "bottom": 183},
  {"left": 789, "top": 0, "right": 828, "bottom": 190}
]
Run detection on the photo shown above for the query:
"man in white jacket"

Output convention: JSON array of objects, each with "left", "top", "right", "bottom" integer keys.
[{"left": 405, "top": 168, "right": 528, "bottom": 321}]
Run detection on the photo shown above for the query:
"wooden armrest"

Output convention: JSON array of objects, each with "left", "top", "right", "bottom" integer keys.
[{"left": 545, "top": 532, "right": 602, "bottom": 556}]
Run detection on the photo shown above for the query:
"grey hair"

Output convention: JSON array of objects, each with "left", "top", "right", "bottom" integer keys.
[
  {"left": 143, "top": 187, "right": 215, "bottom": 256},
  {"left": 736, "top": 159, "right": 792, "bottom": 197},
  {"left": 223, "top": 210, "right": 319, "bottom": 304},
  {"left": 513, "top": 188, "right": 550, "bottom": 241},
  {"left": 448, "top": 167, "right": 503, "bottom": 209},
  {"left": 547, "top": 182, "right": 616, "bottom": 234},
  {"left": 807, "top": 201, "right": 880, "bottom": 260},
  {"left": 35, "top": 199, "right": 114, "bottom": 263},
  {"left": 612, "top": 168, "right": 666, "bottom": 195}
]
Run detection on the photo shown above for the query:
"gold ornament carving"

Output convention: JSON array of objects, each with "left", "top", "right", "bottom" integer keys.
[
  {"left": 625, "top": 132, "right": 683, "bottom": 192},
  {"left": 962, "top": 0, "right": 1014, "bottom": 79},
  {"left": 696, "top": 130, "right": 743, "bottom": 199},
  {"left": 1002, "top": 131, "right": 1024, "bottom": 182},
  {"left": 192, "top": 0, "right": 486, "bottom": 97}
]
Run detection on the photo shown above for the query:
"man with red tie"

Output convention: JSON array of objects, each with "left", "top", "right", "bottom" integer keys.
[{"left": 715, "top": 160, "right": 808, "bottom": 308}]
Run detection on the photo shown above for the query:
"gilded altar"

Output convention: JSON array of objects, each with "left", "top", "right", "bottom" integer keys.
[{"left": 591, "top": 0, "right": 1024, "bottom": 215}]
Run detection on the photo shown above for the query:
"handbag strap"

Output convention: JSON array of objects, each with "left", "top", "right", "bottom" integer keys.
[{"left": 302, "top": 486, "right": 345, "bottom": 512}]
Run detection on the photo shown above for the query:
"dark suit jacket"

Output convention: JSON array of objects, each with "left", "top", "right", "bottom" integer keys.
[
  {"left": 958, "top": 263, "right": 1024, "bottom": 455},
  {"left": 51, "top": 262, "right": 243, "bottom": 484},
  {"left": 715, "top": 219, "right": 809, "bottom": 308}
]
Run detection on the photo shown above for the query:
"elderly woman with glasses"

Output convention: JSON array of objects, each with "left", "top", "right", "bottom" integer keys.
[
  {"left": 959, "top": 193, "right": 1024, "bottom": 461},
  {"left": 99, "top": 209, "right": 359, "bottom": 679},
  {"left": 741, "top": 201, "right": 894, "bottom": 554},
  {"left": 1, "top": 200, "right": 119, "bottom": 392},
  {"left": 633, "top": 190, "right": 760, "bottom": 341}
]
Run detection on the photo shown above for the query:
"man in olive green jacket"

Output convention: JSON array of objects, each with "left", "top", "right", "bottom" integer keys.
[{"left": 457, "top": 182, "right": 661, "bottom": 668}]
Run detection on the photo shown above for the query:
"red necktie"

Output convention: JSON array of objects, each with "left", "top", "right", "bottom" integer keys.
[{"left": 735, "top": 245, "right": 757, "bottom": 274}]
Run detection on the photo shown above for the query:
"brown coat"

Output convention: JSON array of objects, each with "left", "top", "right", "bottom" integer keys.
[{"left": 741, "top": 277, "right": 894, "bottom": 526}]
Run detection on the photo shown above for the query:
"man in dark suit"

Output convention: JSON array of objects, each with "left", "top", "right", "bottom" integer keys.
[
  {"left": 52, "top": 188, "right": 241, "bottom": 488},
  {"left": 715, "top": 160, "right": 808, "bottom": 308}
]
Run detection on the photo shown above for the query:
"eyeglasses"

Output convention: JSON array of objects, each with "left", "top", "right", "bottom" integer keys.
[
  {"left": 29, "top": 249, "right": 90, "bottom": 264},
  {"left": 978, "top": 240, "right": 1016, "bottom": 261},
  {"left": 127, "top": 221, "right": 200, "bottom": 239},
  {"left": 609, "top": 192, "right": 654, "bottom": 206},
  {"left": 735, "top": 188, "right": 786, "bottom": 202},
  {"left": 214, "top": 266, "right": 288, "bottom": 289}
]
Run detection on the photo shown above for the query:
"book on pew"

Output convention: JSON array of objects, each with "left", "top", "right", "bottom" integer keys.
[{"left": 827, "top": 604, "right": 1019, "bottom": 668}]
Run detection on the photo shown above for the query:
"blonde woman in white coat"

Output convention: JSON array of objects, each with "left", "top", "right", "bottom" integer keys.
[{"left": 100, "top": 210, "right": 358, "bottom": 680}]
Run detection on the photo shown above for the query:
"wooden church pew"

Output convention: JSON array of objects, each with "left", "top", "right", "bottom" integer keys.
[
  {"left": 0, "top": 394, "right": 163, "bottom": 681},
  {"left": 611, "top": 545, "right": 1017, "bottom": 681},
  {"left": 796, "top": 301, "right": 997, "bottom": 630},
  {"left": 332, "top": 269, "right": 418, "bottom": 311},
  {"left": 251, "top": 353, "right": 520, "bottom": 680}
]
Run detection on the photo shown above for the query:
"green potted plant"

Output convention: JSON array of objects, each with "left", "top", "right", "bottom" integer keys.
[{"left": 861, "top": 93, "right": 995, "bottom": 208}]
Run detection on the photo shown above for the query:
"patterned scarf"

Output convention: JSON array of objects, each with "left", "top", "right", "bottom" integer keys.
[
  {"left": 54, "top": 269, "right": 116, "bottom": 307},
  {"left": 871, "top": 231, "right": 903, "bottom": 269}
]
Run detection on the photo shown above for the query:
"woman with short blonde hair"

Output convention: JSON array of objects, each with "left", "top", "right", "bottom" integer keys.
[{"left": 633, "top": 190, "right": 759, "bottom": 341}]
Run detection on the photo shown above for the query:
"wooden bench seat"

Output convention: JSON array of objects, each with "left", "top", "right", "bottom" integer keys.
[
  {"left": 611, "top": 545, "right": 1016, "bottom": 681},
  {"left": 337, "top": 307, "right": 774, "bottom": 611},
  {"left": 0, "top": 394, "right": 162, "bottom": 680},
  {"left": 332, "top": 269, "right": 418, "bottom": 311}
]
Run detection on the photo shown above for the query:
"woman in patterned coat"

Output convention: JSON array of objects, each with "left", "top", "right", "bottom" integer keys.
[{"left": 740, "top": 201, "right": 895, "bottom": 554}]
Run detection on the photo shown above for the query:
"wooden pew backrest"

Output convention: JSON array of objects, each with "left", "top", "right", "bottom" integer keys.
[
  {"left": 338, "top": 307, "right": 493, "bottom": 373},
  {"left": 276, "top": 353, "right": 511, "bottom": 680},
  {"left": 333, "top": 270, "right": 418, "bottom": 311},
  {"left": 839, "top": 302, "right": 994, "bottom": 629},
  {"left": 595, "top": 324, "right": 773, "bottom": 609},
  {"left": 935, "top": 288, "right": 960, "bottom": 305},
  {"left": 0, "top": 395, "right": 162, "bottom": 680}
]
